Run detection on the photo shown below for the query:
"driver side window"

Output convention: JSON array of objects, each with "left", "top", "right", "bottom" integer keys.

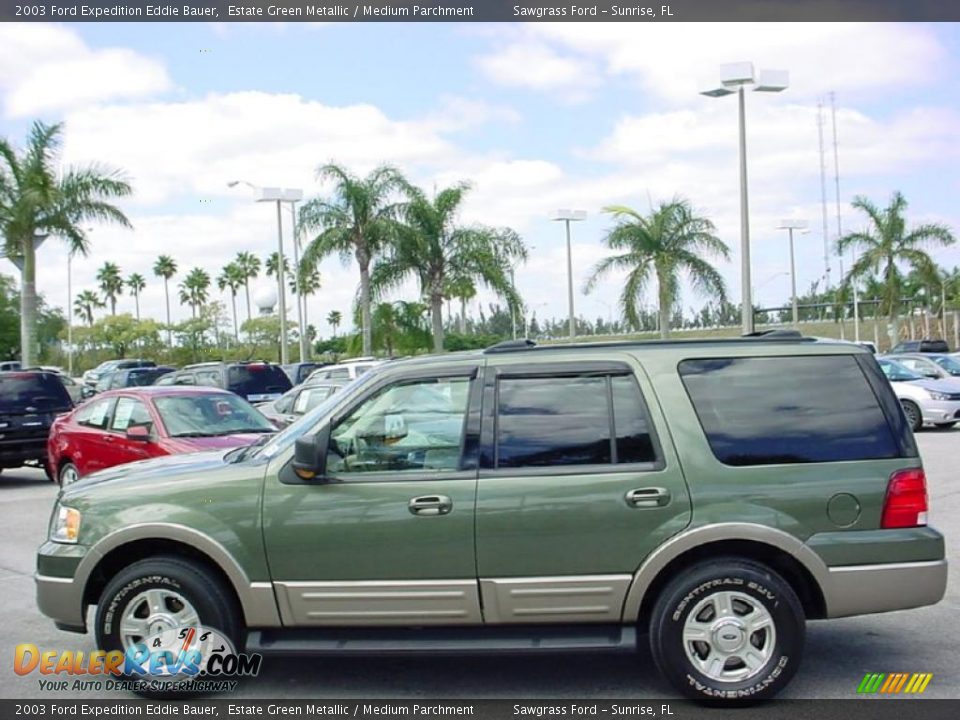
[{"left": 327, "top": 376, "right": 470, "bottom": 476}]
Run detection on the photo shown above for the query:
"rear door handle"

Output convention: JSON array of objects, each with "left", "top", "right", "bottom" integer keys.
[
  {"left": 408, "top": 495, "right": 452, "bottom": 516},
  {"left": 625, "top": 487, "right": 671, "bottom": 508}
]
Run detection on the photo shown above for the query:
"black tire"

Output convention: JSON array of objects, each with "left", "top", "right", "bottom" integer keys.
[
  {"left": 649, "top": 558, "right": 805, "bottom": 702},
  {"left": 43, "top": 462, "right": 55, "bottom": 482},
  {"left": 901, "top": 400, "right": 923, "bottom": 432},
  {"left": 95, "top": 556, "right": 241, "bottom": 696},
  {"left": 58, "top": 462, "right": 80, "bottom": 487}
]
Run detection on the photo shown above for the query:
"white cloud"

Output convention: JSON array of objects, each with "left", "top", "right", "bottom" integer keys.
[
  {"left": 0, "top": 25, "right": 172, "bottom": 117},
  {"left": 478, "top": 23, "right": 948, "bottom": 104},
  {"left": 475, "top": 41, "right": 598, "bottom": 99}
]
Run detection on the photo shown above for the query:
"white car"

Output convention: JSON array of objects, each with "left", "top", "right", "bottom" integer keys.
[
  {"left": 306, "top": 357, "right": 382, "bottom": 382},
  {"left": 878, "top": 357, "right": 960, "bottom": 431}
]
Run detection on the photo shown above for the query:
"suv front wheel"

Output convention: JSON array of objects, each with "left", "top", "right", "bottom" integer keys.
[
  {"left": 95, "top": 556, "right": 241, "bottom": 662},
  {"left": 649, "top": 558, "right": 805, "bottom": 701}
]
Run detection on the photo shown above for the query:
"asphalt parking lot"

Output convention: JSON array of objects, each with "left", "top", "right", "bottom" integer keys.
[{"left": 1, "top": 432, "right": 957, "bottom": 700}]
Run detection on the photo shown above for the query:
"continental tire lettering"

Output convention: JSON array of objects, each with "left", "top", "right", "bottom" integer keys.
[
  {"left": 685, "top": 656, "right": 789, "bottom": 698},
  {"left": 672, "top": 577, "right": 745, "bottom": 621},
  {"left": 102, "top": 575, "right": 182, "bottom": 635},
  {"left": 747, "top": 581, "right": 777, "bottom": 601}
]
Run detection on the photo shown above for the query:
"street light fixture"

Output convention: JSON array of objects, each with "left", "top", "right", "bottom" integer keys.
[
  {"left": 701, "top": 62, "right": 789, "bottom": 335},
  {"left": 227, "top": 181, "right": 304, "bottom": 365},
  {"left": 778, "top": 220, "right": 809, "bottom": 327},
  {"left": 550, "top": 209, "right": 587, "bottom": 342}
]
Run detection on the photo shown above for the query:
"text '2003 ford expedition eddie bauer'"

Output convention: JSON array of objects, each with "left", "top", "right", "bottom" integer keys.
[{"left": 36, "top": 335, "right": 947, "bottom": 700}]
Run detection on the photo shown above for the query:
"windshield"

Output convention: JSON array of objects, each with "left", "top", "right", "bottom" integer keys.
[
  {"left": 252, "top": 371, "right": 379, "bottom": 461},
  {"left": 933, "top": 355, "right": 960, "bottom": 375},
  {"left": 154, "top": 393, "right": 276, "bottom": 437},
  {"left": 879, "top": 359, "right": 924, "bottom": 382}
]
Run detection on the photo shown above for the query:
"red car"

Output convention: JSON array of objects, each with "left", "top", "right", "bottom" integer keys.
[{"left": 47, "top": 386, "right": 276, "bottom": 486}]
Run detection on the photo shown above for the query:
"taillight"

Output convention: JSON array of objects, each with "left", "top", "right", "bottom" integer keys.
[{"left": 881, "top": 468, "right": 928, "bottom": 529}]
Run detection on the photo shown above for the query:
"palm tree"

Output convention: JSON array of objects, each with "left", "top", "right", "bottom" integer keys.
[
  {"left": 446, "top": 275, "right": 476, "bottom": 335},
  {"left": 0, "top": 121, "right": 132, "bottom": 365},
  {"left": 217, "top": 261, "right": 245, "bottom": 341},
  {"left": 292, "top": 259, "right": 321, "bottom": 344},
  {"left": 327, "top": 310, "right": 342, "bottom": 336},
  {"left": 178, "top": 267, "right": 211, "bottom": 318},
  {"left": 371, "top": 181, "right": 526, "bottom": 352},
  {"left": 126, "top": 272, "right": 146, "bottom": 321},
  {"left": 265, "top": 251, "right": 291, "bottom": 280},
  {"left": 74, "top": 289, "right": 104, "bottom": 327},
  {"left": 300, "top": 163, "right": 407, "bottom": 356},
  {"left": 584, "top": 199, "right": 730, "bottom": 339},
  {"left": 234, "top": 251, "right": 261, "bottom": 322},
  {"left": 839, "top": 192, "right": 955, "bottom": 329},
  {"left": 153, "top": 254, "right": 177, "bottom": 343},
  {"left": 96, "top": 261, "right": 124, "bottom": 315}
]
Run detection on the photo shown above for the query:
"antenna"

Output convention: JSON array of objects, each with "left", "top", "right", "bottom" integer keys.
[{"left": 817, "top": 100, "right": 830, "bottom": 293}]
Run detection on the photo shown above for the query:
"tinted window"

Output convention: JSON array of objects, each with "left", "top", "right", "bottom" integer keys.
[
  {"left": 679, "top": 356, "right": 901, "bottom": 466},
  {"left": 612, "top": 375, "right": 657, "bottom": 463},
  {"left": 496, "top": 376, "right": 612, "bottom": 468},
  {"left": 227, "top": 365, "right": 292, "bottom": 397},
  {"left": 0, "top": 373, "right": 72, "bottom": 410}
]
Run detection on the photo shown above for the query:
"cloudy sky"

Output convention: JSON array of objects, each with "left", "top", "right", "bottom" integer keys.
[{"left": 1, "top": 21, "right": 959, "bottom": 334}]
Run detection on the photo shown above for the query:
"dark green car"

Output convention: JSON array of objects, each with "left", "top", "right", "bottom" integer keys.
[{"left": 36, "top": 335, "right": 947, "bottom": 700}]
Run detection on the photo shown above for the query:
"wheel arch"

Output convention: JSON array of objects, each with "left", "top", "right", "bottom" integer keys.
[
  {"left": 78, "top": 524, "right": 281, "bottom": 628},
  {"left": 623, "top": 523, "right": 829, "bottom": 626}
]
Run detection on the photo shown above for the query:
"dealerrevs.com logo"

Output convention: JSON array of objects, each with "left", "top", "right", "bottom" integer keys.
[
  {"left": 15, "top": 626, "right": 262, "bottom": 693},
  {"left": 857, "top": 672, "right": 934, "bottom": 695}
]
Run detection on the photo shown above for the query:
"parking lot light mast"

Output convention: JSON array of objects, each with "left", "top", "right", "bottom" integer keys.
[
  {"left": 228, "top": 181, "right": 303, "bottom": 365},
  {"left": 701, "top": 62, "right": 789, "bottom": 335},
  {"left": 550, "top": 209, "right": 587, "bottom": 342},
  {"left": 778, "top": 220, "right": 809, "bottom": 328}
]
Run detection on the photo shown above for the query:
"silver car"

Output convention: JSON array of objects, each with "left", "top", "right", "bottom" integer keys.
[
  {"left": 888, "top": 353, "right": 960, "bottom": 387},
  {"left": 878, "top": 357, "right": 960, "bottom": 430}
]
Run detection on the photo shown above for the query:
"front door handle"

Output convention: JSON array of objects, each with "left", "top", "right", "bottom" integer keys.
[
  {"left": 625, "top": 487, "right": 671, "bottom": 509},
  {"left": 408, "top": 495, "right": 453, "bottom": 516}
]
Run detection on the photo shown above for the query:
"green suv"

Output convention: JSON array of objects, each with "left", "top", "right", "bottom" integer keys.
[{"left": 36, "top": 336, "right": 947, "bottom": 700}]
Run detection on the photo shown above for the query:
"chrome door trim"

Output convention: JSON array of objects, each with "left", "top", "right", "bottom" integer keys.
[
  {"left": 480, "top": 575, "right": 632, "bottom": 624},
  {"left": 274, "top": 580, "right": 483, "bottom": 626}
]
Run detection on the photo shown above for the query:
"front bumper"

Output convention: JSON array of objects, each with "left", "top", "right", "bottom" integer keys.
[
  {"left": 35, "top": 541, "right": 91, "bottom": 633},
  {"left": 822, "top": 559, "right": 947, "bottom": 617},
  {"left": 919, "top": 398, "right": 960, "bottom": 425}
]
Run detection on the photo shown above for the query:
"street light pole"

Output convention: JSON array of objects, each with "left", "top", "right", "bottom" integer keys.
[
  {"left": 701, "top": 62, "right": 789, "bottom": 336},
  {"left": 779, "top": 220, "right": 808, "bottom": 328},
  {"left": 67, "top": 251, "right": 73, "bottom": 376},
  {"left": 273, "top": 199, "right": 288, "bottom": 365},
  {"left": 228, "top": 182, "right": 303, "bottom": 366},
  {"left": 551, "top": 209, "right": 587, "bottom": 342},
  {"left": 288, "top": 200, "right": 308, "bottom": 361}
]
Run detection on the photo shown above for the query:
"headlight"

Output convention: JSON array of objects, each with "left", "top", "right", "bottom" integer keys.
[
  {"left": 927, "top": 391, "right": 952, "bottom": 401},
  {"left": 51, "top": 506, "right": 82, "bottom": 544}
]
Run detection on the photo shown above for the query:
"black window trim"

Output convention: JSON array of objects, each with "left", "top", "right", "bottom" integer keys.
[
  {"left": 281, "top": 363, "right": 483, "bottom": 486},
  {"left": 481, "top": 361, "right": 665, "bottom": 476}
]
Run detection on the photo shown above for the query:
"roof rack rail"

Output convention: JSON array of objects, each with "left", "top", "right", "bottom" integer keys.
[
  {"left": 484, "top": 339, "right": 537, "bottom": 354},
  {"left": 742, "top": 329, "right": 804, "bottom": 338}
]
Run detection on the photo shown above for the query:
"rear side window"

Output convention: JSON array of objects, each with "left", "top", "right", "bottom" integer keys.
[
  {"left": 0, "top": 373, "right": 72, "bottom": 410},
  {"left": 494, "top": 373, "right": 658, "bottom": 469},
  {"left": 227, "top": 364, "right": 292, "bottom": 396},
  {"left": 679, "top": 356, "right": 901, "bottom": 466}
]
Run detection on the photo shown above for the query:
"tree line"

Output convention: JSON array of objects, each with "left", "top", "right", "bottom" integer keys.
[{"left": 2, "top": 120, "right": 957, "bottom": 368}]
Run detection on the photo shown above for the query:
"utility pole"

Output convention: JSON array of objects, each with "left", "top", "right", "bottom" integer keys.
[
  {"left": 831, "top": 92, "right": 858, "bottom": 342},
  {"left": 817, "top": 102, "right": 831, "bottom": 294}
]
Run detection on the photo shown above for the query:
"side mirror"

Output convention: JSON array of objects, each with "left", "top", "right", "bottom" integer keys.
[
  {"left": 126, "top": 425, "right": 151, "bottom": 442},
  {"left": 292, "top": 424, "right": 331, "bottom": 482}
]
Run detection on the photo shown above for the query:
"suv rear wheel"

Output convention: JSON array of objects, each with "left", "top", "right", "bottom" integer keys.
[
  {"left": 95, "top": 556, "right": 241, "bottom": 674},
  {"left": 649, "top": 558, "right": 804, "bottom": 701}
]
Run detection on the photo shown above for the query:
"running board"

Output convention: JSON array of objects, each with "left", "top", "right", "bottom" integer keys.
[{"left": 246, "top": 625, "right": 636, "bottom": 656}]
